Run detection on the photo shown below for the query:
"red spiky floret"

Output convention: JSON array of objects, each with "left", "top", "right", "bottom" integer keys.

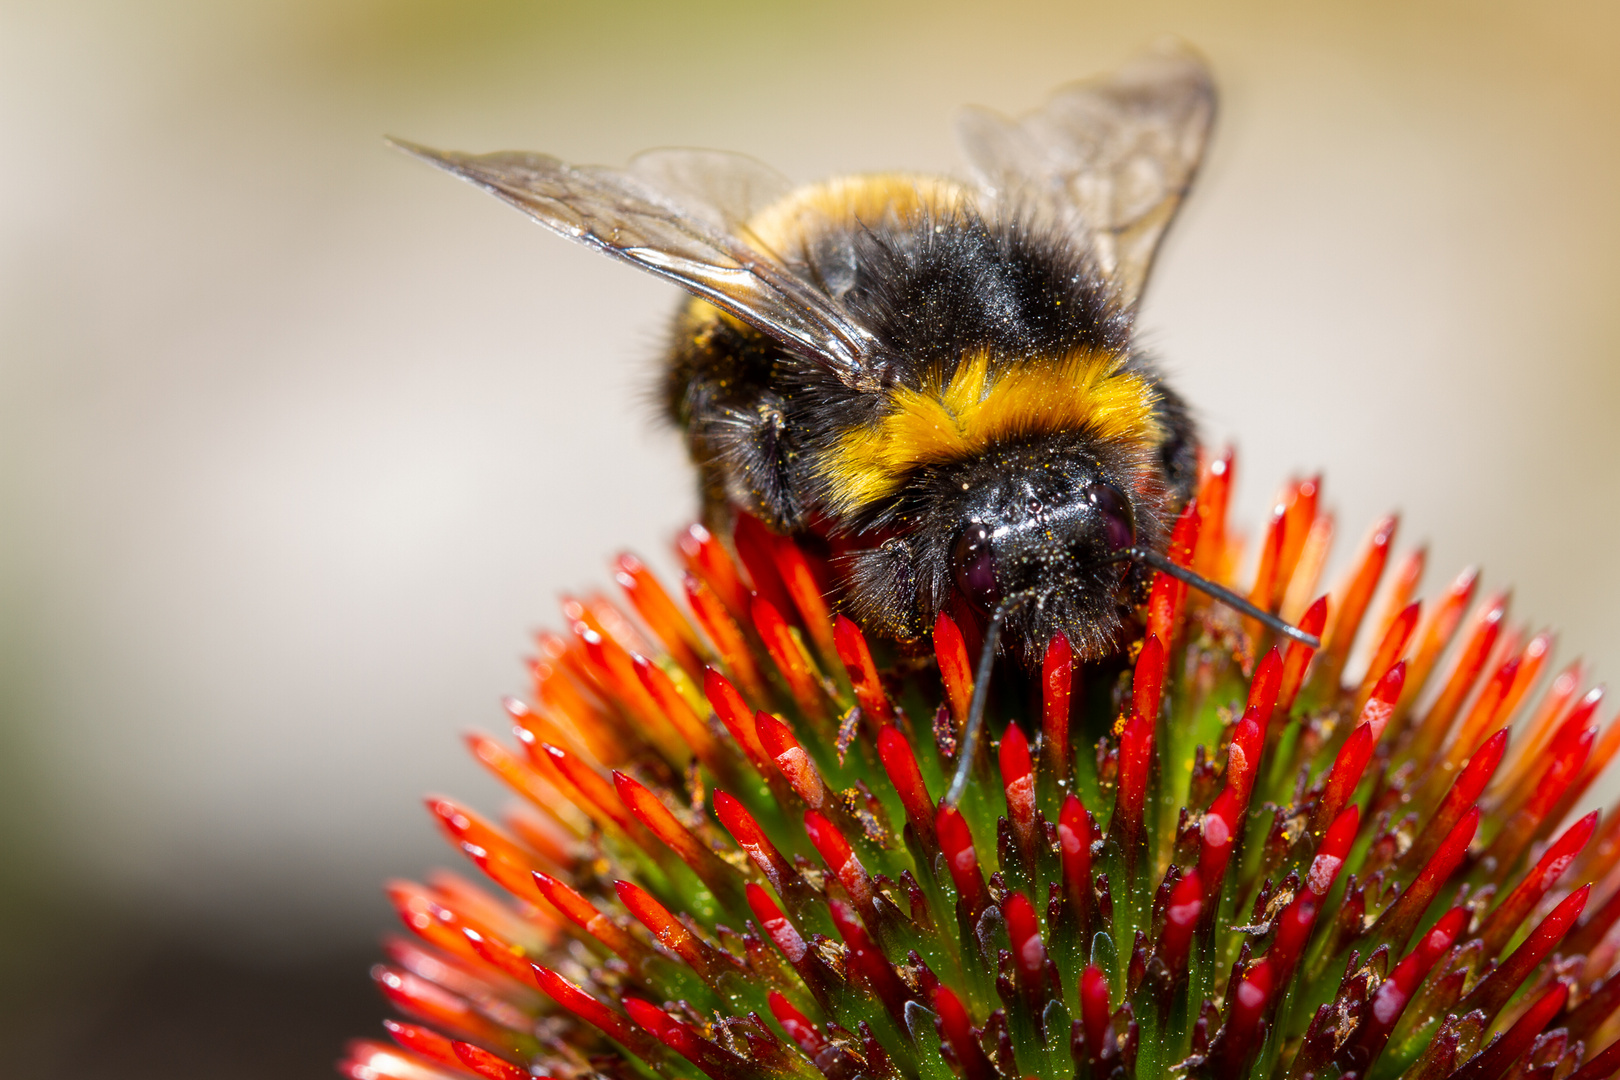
[
  {"left": 1155, "top": 867, "right": 1203, "bottom": 980},
  {"left": 835, "top": 613, "right": 894, "bottom": 726},
  {"left": 1148, "top": 500, "right": 1200, "bottom": 647},
  {"left": 999, "top": 722, "right": 1038, "bottom": 858},
  {"left": 1059, "top": 792, "right": 1094, "bottom": 930},
  {"left": 1041, "top": 632, "right": 1074, "bottom": 784},
  {"left": 937, "top": 803, "right": 992, "bottom": 923},
  {"left": 877, "top": 724, "right": 936, "bottom": 847},
  {"left": 1267, "top": 804, "right": 1355, "bottom": 980},
  {"left": 935, "top": 984, "right": 998, "bottom": 1080},
  {"left": 1277, "top": 596, "right": 1327, "bottom": 712},
  {"left": 935, "top": 610, "right": 974, "bottom": 732},
  {"left": 348, "top": 467, "right": 1620, "bottom": 1080},
  {"left": 753, "top": 594, "right": 825, "bottom": 719},
  {"left": 1080, "top": 964, "right": 1113, "bottom": 1063}
]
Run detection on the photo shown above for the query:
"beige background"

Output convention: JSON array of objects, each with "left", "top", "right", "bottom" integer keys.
[{"left": 3, "top": 0, "right": 1619, "bottom": 976}]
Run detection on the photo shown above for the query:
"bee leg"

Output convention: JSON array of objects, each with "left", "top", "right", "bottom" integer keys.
[
  {"left": 844, "top": 538, "right": 925, "bottom": 641},
  {"left": 688, "top": 393, "right": 804, "bottom": 533}
]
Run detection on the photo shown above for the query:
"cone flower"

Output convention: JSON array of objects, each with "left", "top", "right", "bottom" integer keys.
[{"left": 343, "top": 456, "right": 1620, "bottom": 1080}]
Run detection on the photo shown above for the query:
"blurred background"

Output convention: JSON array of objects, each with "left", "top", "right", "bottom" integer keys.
[{"left": 3, "top": 1, "right": 1618, "bottom": 1076}]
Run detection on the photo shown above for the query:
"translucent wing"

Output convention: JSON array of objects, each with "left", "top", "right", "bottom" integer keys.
[
  {"left": 623, "top": 148, "right": 793, "bottom": 233},
  {"left": 956, "top": 41, "right": 1216, "bottom": 308},
  {"left": 392, "top": 141, "right": 879, "bottom": 382}
]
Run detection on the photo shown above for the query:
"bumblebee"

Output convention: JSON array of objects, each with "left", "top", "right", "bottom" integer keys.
[{"left": 400, "top": 44, "right": 1303, "bottom": 672}]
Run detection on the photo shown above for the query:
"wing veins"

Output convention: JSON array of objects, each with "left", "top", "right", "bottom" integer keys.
[{"left": 391, "top": 139, "right": 878, "bottom": 383}]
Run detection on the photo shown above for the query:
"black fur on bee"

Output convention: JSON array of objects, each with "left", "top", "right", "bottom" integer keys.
[
  {"left": 663, "top": 199, "right": 1199, "bottom": 660},
  {"left": 398, "top": 43, "right": 1218, "bottom": 664}
]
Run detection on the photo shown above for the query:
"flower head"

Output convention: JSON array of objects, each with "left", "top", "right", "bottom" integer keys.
[{"left": 342, "top": 455, "right": 1620, "bottom": 1080}]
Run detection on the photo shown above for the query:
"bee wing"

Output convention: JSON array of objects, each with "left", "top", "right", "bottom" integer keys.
[
  {"left": 622, "top": 147, "right": 795, "bottom": 232},
  {"left": 392, "top": 141, "right": 879, "bottom": 382},
  {"left": 956, "top": 41, "right": 1215, "bottom": 308}
]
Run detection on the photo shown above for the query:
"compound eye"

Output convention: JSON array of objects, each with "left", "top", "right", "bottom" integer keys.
[
  {"left": 1085, "top": 482, "right": 1136, "bottom": 553},
  {"left": 951, "top": 522, "right": 1001, "bottom": 612}
]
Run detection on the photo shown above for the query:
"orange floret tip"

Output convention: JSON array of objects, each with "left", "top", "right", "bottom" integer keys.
[
  {"left": 834, "top": 614, "right": 894, "bottom": 725},
  {"left": 354, "top": 482, "right": 1620, "bottom": 1080},
  {"left": 372, "top": 966, "right": 513, "bottom": 1052},
  {"left": 1409, "top": 591, "right": 1509, "bottom": 761},
  {"left": 611, "top": 770, "right": 747, "bottom": 914},
  {"left": 532, "top": 963, "right": 662, "bottom": 1059},
  {"left": 752, "top": 594, "right": 825, "bottom": 718},
  {"left": 1355, "top": 600, "right": 1419, "bottom": 712},
  {"left": 1403, "top": 565, "right": 1480, "bottom": 708},
  {"left": 702, "top": 667, "right": 772, "bottom": 773},
  {"left": 629, "top": 655, "right": 721, "bottom": 771},
  {"left": 1369, "top": 544, "right": 1424, "bottom": 651},
  {"left": 614, "top": 551, "right": 707, "bottom": 678},
  {"left": 1193, "top": 448, "right": 1233, "bottom": 576},
  {"left": 1247, "top": 498, "right": 1289, "bottom": 621},
  {"left": 424, "top": 797, "right": 547, "bottom": 900},
  {"left": 1317, "top": 514, "right": 1397, "bottom": 685},
  {"left": 933, "top": 609, "right": 973, "bottom": 730},
  {"left": 1148, "top": 499, "right": 1200, "bottom": 645},
  {"left": 684, "top": 574, "right": 768, "bottom": 703},
  {"left": 539, "top": 743, "right": 638, "bottom": 837},
  {"left": 457, "top": 925, "right": 533, "bottom": 987},
  {"left": 1277, "top": 595, "right": 1327, "bottom": 711},
  {"left": 340, "top": 1038, "right": 462, "bottom": 1080},
  {"left": 675, "top": 523, "right": 749, "bottom": 620},
  {"left": 1277, "top": 477, "right": 1320, "bottom": 589},
  {"left": 387, "top": 881, "right": 485, "bottom": 967},
  {"left": 766, "top": 524, "right": 839, "bottom": 665},
  {"left": 381, "top": 1019, "right": 464, "bottom": 1074},
  {"left": 613, "top": 880, "right": 704, "bottom": 967},
  {"left": 529, "top": 870, "right": 642, "bottom": 961}
]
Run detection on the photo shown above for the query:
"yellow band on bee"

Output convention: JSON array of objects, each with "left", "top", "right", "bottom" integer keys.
[
  {"left": 743, "top": 173, "right": 976, "bottom": 252},
  {"left": 821, "top": 350, "right": 1162, "bottom": 512}
]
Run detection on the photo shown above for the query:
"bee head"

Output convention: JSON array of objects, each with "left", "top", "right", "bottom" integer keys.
[
  {"left": 844, "top": 434, "right": 1173, "bottom": 664},
  {"left": 947, "top": 440, "right": 1157, "bottom": 657},
  {"left": 952, "top": 470, "right": 1132, "bottom": 600}
]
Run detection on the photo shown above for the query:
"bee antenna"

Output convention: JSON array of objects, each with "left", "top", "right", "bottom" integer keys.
[
  {"left": 1117, "top": 546, "right": 1322, "bottom": 649},
  {"left": 943, "top": 590, "right": 1037, "bottom": 807}
]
